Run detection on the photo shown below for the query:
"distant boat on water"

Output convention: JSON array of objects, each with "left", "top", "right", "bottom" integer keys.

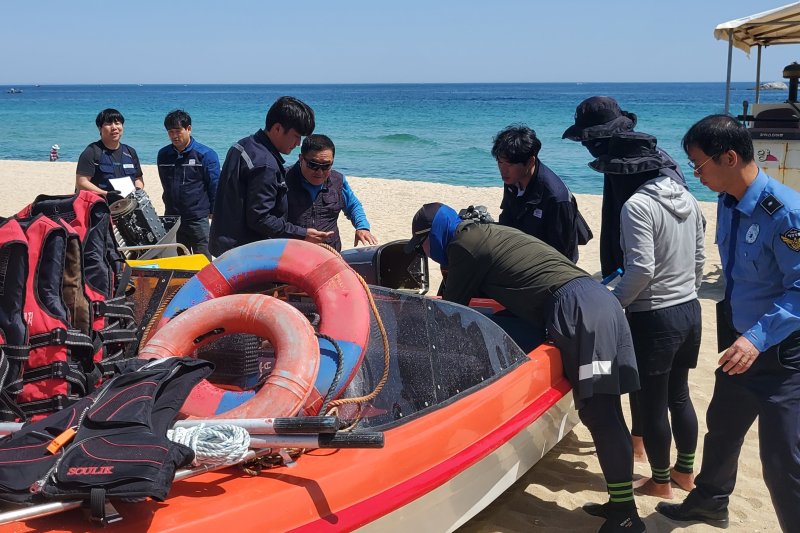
[
  {"left": 760, "top": 81, "right": 788, "bottom": 90},
  {"left": 6, "top": 88, "right": 22, "bottom": 94}
]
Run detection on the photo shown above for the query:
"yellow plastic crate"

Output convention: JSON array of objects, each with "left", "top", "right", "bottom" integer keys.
[{"left": 127, "top": 254, "right": 210, "bottom": 271}]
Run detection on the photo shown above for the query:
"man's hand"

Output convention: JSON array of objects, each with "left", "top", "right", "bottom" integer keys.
[
  {"left": 354, "top": 229, "right": 378, "bottom": 247},
  {"left": 719, "top": 336, "right": 760, "bottom": 375},
  {"left": 304, "top": 228, "right": 334, "bottom": 244}
]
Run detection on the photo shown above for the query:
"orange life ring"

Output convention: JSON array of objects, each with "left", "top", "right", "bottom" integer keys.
[
  {"left": 139, "top": 293, "right": 320, "bottom": 419},
  {"left": 153, "top": 239, "right": 371, "bottom": 415}
]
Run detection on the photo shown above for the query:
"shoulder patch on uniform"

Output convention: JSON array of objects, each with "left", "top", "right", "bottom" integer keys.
[
  {"left": 760, "top": 194, "right": 784, "bottom": 215},
  {"left": 780, "top": 228, "right": 800, "bottom": 251}
]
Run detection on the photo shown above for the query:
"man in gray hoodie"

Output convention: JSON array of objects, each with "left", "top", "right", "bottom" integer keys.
[{"left": 590, "top": 132, "right": 705, "bottom": 501}]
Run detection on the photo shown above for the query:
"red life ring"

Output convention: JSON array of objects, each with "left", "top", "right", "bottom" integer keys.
[
  {"left": 155, "top": 239, "right": 371, "bottom": 415},
  {"left": 140, "top": 293, "right": 320, "bottom": 419}
]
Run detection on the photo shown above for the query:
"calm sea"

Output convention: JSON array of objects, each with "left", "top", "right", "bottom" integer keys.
[{"left": 0, "top": 83, "right": 787, "bottom": 202}]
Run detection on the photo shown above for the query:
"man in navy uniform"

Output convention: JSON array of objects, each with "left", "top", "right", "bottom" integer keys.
[
  {"left": 157, "top": 110, "right": 220, "bottom": 259},
  {"left": 492, "top": 124, "right": 591, "bottom": 262},
  {"left": 657, "top": 114, "right": 800, "bottom": 531}
]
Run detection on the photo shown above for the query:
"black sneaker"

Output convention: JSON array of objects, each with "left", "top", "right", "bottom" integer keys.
[{"left": 656, "top": 501, "right": 729, "bottom": 529}]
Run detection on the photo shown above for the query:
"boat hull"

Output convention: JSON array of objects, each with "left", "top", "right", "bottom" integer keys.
[{"left": 2, "top": 344, "right": 575, "bottom": 532}]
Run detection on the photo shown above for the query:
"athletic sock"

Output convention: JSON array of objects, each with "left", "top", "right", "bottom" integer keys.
[
  {"left": 674, "top": 451, "right": 695, "bottom": 474},
  {"left": 651, "top": 465, "right": 671, "bottom": 484},
  {"left": 607, "top": 481, "right": 635, "bottom": 506}
]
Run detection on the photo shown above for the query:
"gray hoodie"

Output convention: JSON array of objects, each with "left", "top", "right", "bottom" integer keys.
[{"left": 612, "top": 174, "right": 705, "bottom": 312}]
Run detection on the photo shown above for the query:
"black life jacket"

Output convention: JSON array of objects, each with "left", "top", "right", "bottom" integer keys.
[
  {"left": 0, "top": 356, "right": 213, "bottom": 505},
  {"left": 94, "top": 144, "right": 138, "bottom": 192},
  {"left": 286, "top": 164, "right": 345, "bottom": 251},
  {"left": 16, "top": 215, "right": 96, "bottom": 418},
  {"left": 18, "top": 192, "right": 137, "bottom": 366},
  {"left": 0, "top": 218, "right": 29, "bottom": 421}
]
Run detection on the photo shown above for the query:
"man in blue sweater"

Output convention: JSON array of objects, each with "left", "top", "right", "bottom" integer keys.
[
  {"left": 157, "top": 110, "right": 220, "bottom": 259},
  {"left": 286, "top": 134, "right": 377, "bottom": 251}
]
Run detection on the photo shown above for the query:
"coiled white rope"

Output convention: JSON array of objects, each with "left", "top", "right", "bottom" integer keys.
[{"left": 168, "top": 424, "right": 251, "bottom": 466}]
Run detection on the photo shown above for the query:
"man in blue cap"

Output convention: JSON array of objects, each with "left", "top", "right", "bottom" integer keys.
[{"left": 406, "top": 204, "right": 642, "bottom": 533}]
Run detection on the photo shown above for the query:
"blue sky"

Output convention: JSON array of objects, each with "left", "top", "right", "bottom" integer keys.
[{"left": 1, "top": 1, "right": 798, "bottom": 84}]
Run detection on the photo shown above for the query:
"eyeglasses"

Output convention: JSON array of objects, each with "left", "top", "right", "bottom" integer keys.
[
  {"left": 303, "top": 157, "right": 333, "bottom": 172},
  {"left": 688, "top": 155, "right": 717, "bottom": 175}
]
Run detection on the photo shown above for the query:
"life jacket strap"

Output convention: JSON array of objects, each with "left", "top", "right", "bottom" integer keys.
[
  {"left": 97, "top": 326, "right": 138, "bottom": 345},
  {"left": 91, "top": 297, "right": 135, "bottom": 320},
  {"left": 29, "top": 328, "right": 94, "bottom": 350},
  {"left": 1, "top": 345, "right": 30, "bottom": 362},
  {"left": 16, "top": 394, "right": 74, "bottom": 416}
]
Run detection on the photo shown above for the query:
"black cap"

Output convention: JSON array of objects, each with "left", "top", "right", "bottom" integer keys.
[
  {"left": 562, "top": 96, "right": 637, "bottom": 142},
  {"left": 404, "top": 202, "right": 443, "bottom": 254},
  {"left": 588, "top": 132, "right": 671, "bottom": 175}
]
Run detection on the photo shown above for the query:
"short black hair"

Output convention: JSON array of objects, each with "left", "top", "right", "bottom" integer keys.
[
  {"left": 682, "top": 114, "right": 754, "bottom": 163},
  {"left": 95, "top": 108, "right": 124, "bottom": 128},
  {"left": 491, "top": 124, "right": 542, "bottom": 164},
  {"left": 301, "top": 134, "right": 335, "bottom": 157},
  {"left": 164, "top": 109, "right": 191, "bottom": 130},
  {"left": 265, "top": 96, "right": 315, "bottom": 136}
]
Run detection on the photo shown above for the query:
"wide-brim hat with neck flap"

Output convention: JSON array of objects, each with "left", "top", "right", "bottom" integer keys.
[
  {"left": 589, "top": 132, "right": 672, "bottom": 175},
  {"left": 562, "top": 96, "right": 637, "bottom": 141}
]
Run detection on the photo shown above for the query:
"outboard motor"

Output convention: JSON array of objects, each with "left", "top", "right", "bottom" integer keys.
[
  {"left": 109, "top": 189, "right": 166, "bottom": 248},
  {"left": 784, "top": 62, "right": 800, "bottom": 103}
]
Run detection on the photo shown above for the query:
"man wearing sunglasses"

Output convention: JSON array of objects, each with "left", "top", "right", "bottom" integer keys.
[
  {"left": 286, "top": 134, "right": 376, "bottom": 252},
  {"left": 210, "top": 96, "right": 330, "bottom": 257}
]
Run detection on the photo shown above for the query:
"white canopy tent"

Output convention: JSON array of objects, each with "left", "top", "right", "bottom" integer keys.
[{"left": 715, "top": 2, "right": 800, "bottom": 112}]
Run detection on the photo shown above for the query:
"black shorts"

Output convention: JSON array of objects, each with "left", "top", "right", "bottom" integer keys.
[{"left": 627, "top": 299, "right": 702, "bottom": 376}]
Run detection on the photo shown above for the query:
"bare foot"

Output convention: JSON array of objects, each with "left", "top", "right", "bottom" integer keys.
[
  {"left": 670, "top": 468, "right": 696, "bottom": 491},
  {"left": 633, "top": 477, "right": 674, "bottom": 499},
  {"left": 632, "top": 435, "right": 648, "bottom": 464}
]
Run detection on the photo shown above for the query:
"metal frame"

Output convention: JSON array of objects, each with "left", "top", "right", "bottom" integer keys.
[{"left": 717, "top": 3, "right": 800, "bottom": 113}]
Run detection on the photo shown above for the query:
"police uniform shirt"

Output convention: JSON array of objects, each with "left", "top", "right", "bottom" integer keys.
[{"left": 717, "top": 169, "right": 800, "bottom": 352}]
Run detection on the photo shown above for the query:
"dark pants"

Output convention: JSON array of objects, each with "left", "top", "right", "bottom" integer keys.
[
  {"left": 689, "top": 339, "right": 800, "bottom": 532},
  {"left": 578, "top": 393, "right": 633, "bottom": 486},
  {"left": 176, "top": 218, "right": 210, "bottom": 260}
]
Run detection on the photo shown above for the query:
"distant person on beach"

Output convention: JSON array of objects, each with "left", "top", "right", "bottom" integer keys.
[
  {"left": 157, "top": 110, "right": 220, "bottom": 260},
  {"left": 209, "top": 96, "right": 329, "bottom": 257},
  {"left": 76, "top": 108, "right": 144, "bottom": 196},
  {"left": 286, "top": 134, "right": 377, "bottom": 252},
  {"left": 49, "top": 144, "right": 59, "bottom": 162},
  {"left": 590, "top": 132, "right": 704, "bottom": 501},
  {"left": 657, "top": 114, "right": 800, "bottom": 531},
  {"left": 563, "top": 95, "right": 687, "bottom": 463},
  {"left": 406, "top": 203, "right": 644, "bottom": 533},
  {"left": 492, "top": 124, "right": 592, "bottom": 263}
]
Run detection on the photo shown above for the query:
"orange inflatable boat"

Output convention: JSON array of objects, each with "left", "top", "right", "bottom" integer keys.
[{"left": 0, "top": 243, "right": 576, "bottom": 533}]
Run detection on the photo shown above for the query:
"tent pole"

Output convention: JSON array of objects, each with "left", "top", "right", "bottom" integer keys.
[
  {"left": 755, "top": 45, "right": 762, "bottom": 103},
  {"left": 725, "top": 29, "right": 734, "bottom": 114}
]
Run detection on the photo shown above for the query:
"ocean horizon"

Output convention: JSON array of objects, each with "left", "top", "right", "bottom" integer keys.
[{"left": 0, "top": 82, "right": 788, "bottom": 202}]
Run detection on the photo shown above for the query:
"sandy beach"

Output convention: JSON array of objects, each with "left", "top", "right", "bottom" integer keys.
[{"left": 0, "top": 160, "right": 778, "bottom": 532}]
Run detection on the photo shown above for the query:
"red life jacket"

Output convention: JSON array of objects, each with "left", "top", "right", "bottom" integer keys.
[
  {"left": 0, "top": 218, "right": 29, "bottom": 421},
  {"left": 18, "top": 192, "right": 136, "bottom": 365},
  {"left": 16, "top": 215, "right": 96, "bottom": 418}
]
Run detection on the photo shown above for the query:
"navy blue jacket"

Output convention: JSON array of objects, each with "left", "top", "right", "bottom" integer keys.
[
  {"left": 499, "top": 161, "right": 587, "bottom": 262},
  {"left": 157, "top": 138, "right": 220, "bottom": 221},
  {"left": 209, "top": 130, "right": 306, "bottom": 257}
]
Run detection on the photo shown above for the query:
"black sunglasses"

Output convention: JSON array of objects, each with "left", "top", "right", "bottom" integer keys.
[{"left": 303, "top": 157, "right": 333, "bottom": 172}]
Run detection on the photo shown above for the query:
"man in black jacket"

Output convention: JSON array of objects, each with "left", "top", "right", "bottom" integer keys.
[
  {"left": 209, "top": 96, "right": 331, "bottom": 257},
  {"left": 493, "top": 124, "right": 591, "bottom": 262}
]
